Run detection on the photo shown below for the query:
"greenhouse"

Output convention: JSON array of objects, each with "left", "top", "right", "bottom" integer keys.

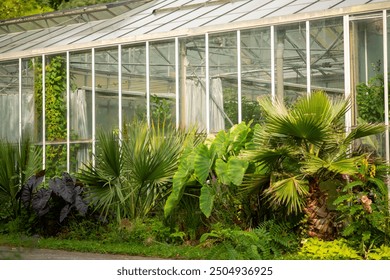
[{"left": 0, "top": 0, "right": 389, "bottom": 173}]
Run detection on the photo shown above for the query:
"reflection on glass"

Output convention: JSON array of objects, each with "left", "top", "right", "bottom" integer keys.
[
  {"left": 179, "top": 36, "right": 207, "bottom": 131},
  {"left": 352, "top": 15, "right": 385, "bottom": 157},
  {"left": 149, "top": 41, "right": 175, "bottom": 126},
  {"left": 209, "top": 32, "right": 237, "bottom": 132},
  {"left": 69, "top": 51, "right": 93, "bottom": 172},
  {"left": 121, "top": 44, "right": 147, "bottom": 125},
  {"left": 275, "top": 22, "right": 307, "bottom": 105},
  {"left": 95, "top": 48, "right": 119, "bottom": 132},
  {"left": 21, "top": 58, "right": 36, "bottom": 142},
  {"left": 310, "top": 18, "right": 344, "bottom": 97},
  {"left": 0, "top": 60, "right": 19, "bottom": 141},
  {"left": 241, "top": 27, "right": 271, "bottom": 124}
]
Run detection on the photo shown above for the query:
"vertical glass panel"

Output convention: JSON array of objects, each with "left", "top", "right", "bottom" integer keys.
[
  {"left": 21, "top": 58, "right": 36, "bottom": 142},
  {"left": 95, "top": 48, "right": 119, "bottom": 132},
  {"left": 209, "top": 32, "right": 237, "bottom": 132},
  {"left": 275, "top": 22, "right": 307, "bottom": 105},
  {"left": 351, "top": 14, "right": 384, "bottom": 157},
  {"left": 240, "top": 27, "right": 271, "bottom": 124},
  {"left": 179, "top": 36, "right": 207, "bottom": 131},
  {"left": 310, "top": 18, "right": 344, "bottom": 97},
  {"left": 45, "top": 54, "right": 67, "bottom": 177},
  {"left": 121, "top": 44, "right": 147, "bottom": 124},
  {"left": 29, "top": 57, "right": 44, "bottom": 143},
  {"left": 149, "top": 40, "right": 176, "bottom": 126},
  {"left": 0, "top": 60, "right": 19, "bottom": 141},
  {"left": 69, "top": 51, "right": 93, "bottom": 172}
]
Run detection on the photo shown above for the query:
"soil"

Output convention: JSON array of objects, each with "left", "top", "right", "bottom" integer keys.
[{"left": 0, "top": 246, "right": 163, "bottom": 260}]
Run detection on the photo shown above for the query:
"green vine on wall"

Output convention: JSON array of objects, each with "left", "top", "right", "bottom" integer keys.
[{"left": 34, "top": 56, "right": 67, "bottom": 178}]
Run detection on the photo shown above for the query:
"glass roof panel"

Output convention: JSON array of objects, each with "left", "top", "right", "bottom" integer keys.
[
  {"left": 0, "top": 0, "right": 152, "bottom": 34},
  {"left": 0, "top": 0, "right": 387, "bottom": 60},
  {"left": 299, "top": 0, "right": 369, "bottom": 13}
]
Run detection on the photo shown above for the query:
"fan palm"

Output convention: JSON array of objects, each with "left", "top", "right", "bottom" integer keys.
[
  {"left": 78, "top": 120, "right": 202, "bottom": 223},
  {"left": 243, "top": 91, "right": 385, "bottom": 240},
  {"left": 0, "top": 137, "right": 41, "bottom": 219}
]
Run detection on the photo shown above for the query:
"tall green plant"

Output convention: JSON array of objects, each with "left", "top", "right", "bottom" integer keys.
[
  {"left": 164, "top": 122, "right": 252, "bottom": 224},
  {"left": 243, "top": 91, "right": 385, "bottom": 240},
  {"left": 0, "top": 138, "right": 41, "bottom": 219},
  {"left": 78, "top": 121, "right": 201, "bottom": 223},
  {"left": 34, "top": 56, "right": 67, "bottom": 178},
  {"left": 356, "top": 63, "right": 385, "bottom": 124}
]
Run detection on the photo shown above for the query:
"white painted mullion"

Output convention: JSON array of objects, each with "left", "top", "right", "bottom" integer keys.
[
  {"left": 66, "top": 51, "right": 70, "bottom": 172},
  {"left": 18, "top": 58, "right": 22, "bottom": 149},
  {"left": 205, "top": 33, "right": 210, "bottom": 134},
  {"left": 306, "top": 21, "right": 311, "bottom": 95},
  {"left": 237, "top": 30, "right": 242, "bottom": 124},
  {"left": 118, "top": 44, "right": 122, "bottom": 141},
  {"left": 42, "top": 54, "right": 46, "bottom": 171},
  {"left": 343, "top": 15, "right": 352, "bottom": 132},
  {"left": 175, "top": 37, "right": 180, "bottom": 129},
  {"left": 271, "top": 26, "right": 275, "bottom": 103},
  {"left": 146, "top": 41, "right": 150, "bottom": 127},
  {"left": 383, "top": 11, "right": 389, "bottom": 163},
  {"left": 92, "top": 48, "right": 96, "bottom": 167}
]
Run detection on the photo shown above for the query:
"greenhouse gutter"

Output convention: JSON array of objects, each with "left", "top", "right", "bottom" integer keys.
[{"left": 0, "top": 1, "right": 389, "bottom": 61}]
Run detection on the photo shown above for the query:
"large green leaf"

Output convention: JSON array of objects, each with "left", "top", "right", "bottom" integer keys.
[
  {"left": 164, "top": 153, "right": 195, "bottom": 218},
  {"left": 215, "top": 157, "right": 248, "bottom": 186},
  {"left": 194, "top": 144, "right": 214, "bottom": 183},
  {"left": 199, "top": 184, "right": 216, "bottom": 218}
]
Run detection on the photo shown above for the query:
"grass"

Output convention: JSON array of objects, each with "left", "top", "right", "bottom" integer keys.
[{"left": 0, "top": 233, "right": 207, "bottom": 259}]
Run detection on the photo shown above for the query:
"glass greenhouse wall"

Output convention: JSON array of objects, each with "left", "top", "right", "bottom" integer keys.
[{"left": 0, "top": 0, "right": 389, "bottom": 176}]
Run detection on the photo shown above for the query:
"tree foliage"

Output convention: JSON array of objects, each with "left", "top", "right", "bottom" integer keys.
[{"left": 0, "top": 0, "right": 52, "bottom": 20}]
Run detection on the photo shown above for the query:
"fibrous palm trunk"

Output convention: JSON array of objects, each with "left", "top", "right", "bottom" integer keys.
[{"left": 304, "top": 180, "right": 337, "bottom": 240}]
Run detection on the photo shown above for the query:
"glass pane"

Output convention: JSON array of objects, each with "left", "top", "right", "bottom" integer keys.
[
  {"left": 95, "top": 48, "right": 119, "bottom": 132},
  {"left": 241, "top": 27, "right": 271, "bottom": 124},
  {"left": 209, "top": 31, "right": 237, "bottom": 132},
  {"left": 179, "top": 36, "right": 207, "bottom": 131},
  {"left": 69, "top": 51, "right": 93, "bottom": 172},
  {"left": 21, "top": 58, "right": 36, "bottom": 142},
  {"left": 45, "top": 55, "right": 67, "bottom": 177},
  {"left": 352, "top": 15, "right": 385, "bottom": 157},
  {"left": 121, "top": 44, "right": 147, "bottom": 124},
  {"left": 149, "top": 40, "right": 176, "bottom": 126},
  {"left": 275, "top": 22, "right": 307, "bottom": 105},
  {"left": 310, "top": 18, "right": 344, "bottom": 96},
  {"left": 0, "top": 60, "right": 19, "bottom": 141}
]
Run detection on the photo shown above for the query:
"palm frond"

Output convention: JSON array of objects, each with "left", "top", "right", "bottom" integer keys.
[
  {"left": 264, "top": 175, "right": 309, "bottom": 215},
  {"left": 344, "top": 123, "right": 386, "bottom": 146}
]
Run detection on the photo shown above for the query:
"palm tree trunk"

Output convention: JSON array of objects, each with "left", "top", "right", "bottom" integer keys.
[{"left": 304, "top": 179, "right": 337, "bottom": 240}]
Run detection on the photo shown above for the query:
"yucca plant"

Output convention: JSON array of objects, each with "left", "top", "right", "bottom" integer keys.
[
  {"left": 78, "top": 120, "right": 201, "bottom": 224},
  {"left": 242, "top": 91, "right": 385, "bottom": 240},
  {"left": 0, "top": 137, "right": 41, "bottom": 219}
]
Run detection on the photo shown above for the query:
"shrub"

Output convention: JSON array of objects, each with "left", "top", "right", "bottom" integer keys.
[{"left": 299, "top": 238, "right": 362, "bottom": 260}]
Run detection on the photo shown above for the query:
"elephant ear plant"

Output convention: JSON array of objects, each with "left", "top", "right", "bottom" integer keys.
[
  {"left": 164, "top": 122, "right": 252, "bottom": 224},
  {"left": 18, "top": 171, "right": 88, "bottom": 235}
]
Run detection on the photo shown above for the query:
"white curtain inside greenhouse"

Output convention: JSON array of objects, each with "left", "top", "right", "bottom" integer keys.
[
  {"left": 0, "top": 92, "right": 34, "bottom": 141},
  {"left": 70, "top": 89, "right": 90, "bottom": 169},
  {"left": 183, "top": 77, "right": 225, "bottom": 132}
]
